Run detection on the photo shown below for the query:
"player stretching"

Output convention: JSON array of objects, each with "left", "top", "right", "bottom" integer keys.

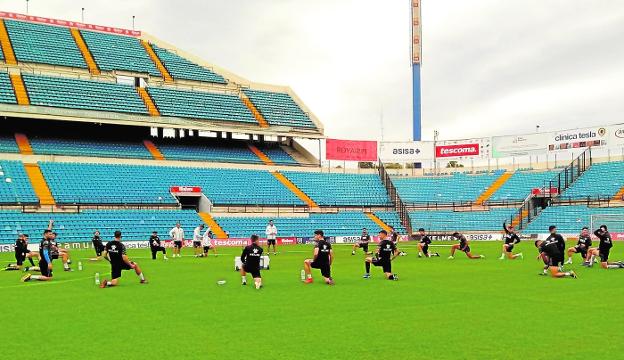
[
  {"left": 100, "top": 231, "right": 147, "bottom": 288},
  {"left": 240, "top": 235, "right": 264, "bottom": 289},
  {"left": 448, "top": 232, "right": 484, "bottom": 259},
  {"left": 265, "top": 220, "right": 278, "bottom": 255},
  {"left": 46, "top": 220, "right": 72, "bottom": 271},
  {"left": 363, "top": 230, "right": 399, "bottom": 280},
  {"left": 169, "top": 222, "right": 184, "bottom": 258},
  {"left": 5, "top": 234, "right": 38, "bottom": 271},
  {"left": 21, "top": 229, "right": 56, "bottom": 282},
  {"left": 197, "top": 229, "right": 217, "bottom": 257},
  {"left": 193, "top": 224, "right": 205, "bottom": 257},
  {"left": 586, "top": 225, "right": 624, "bottom": 269},
  {"left": 89, "top": 230, "right": 105, "bottom": 261},
  {"left": 500, "top": 222, "right": 523, "bottom": 260},
  {"left": 417, "top": 228, "right": 439, "bottom": 258},
  {"left": 149, "top": 231, "right": 167, "bottom": 260},
  {"left": 303, "top": 230, "right": 334, "bottom": 285},
  {"left": 565, "top": 227, "right": 591, "bottom": 265},
  {"left": 535, "top": 232, "right": 577, "bottom": 278},
  {"left": 390, "top": 227, "right": 407, "bottom": 256},
  {"left": 351, "top": 228, "right": 372, "bottom": 255}
]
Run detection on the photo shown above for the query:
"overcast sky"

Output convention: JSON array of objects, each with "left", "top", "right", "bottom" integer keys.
[{"left": 6, "top": 0, "right": 624, "bottom": 141}]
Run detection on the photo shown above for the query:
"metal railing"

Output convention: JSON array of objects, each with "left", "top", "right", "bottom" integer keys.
[{"left": 379, "top": 161, "right": 413, "bottom": 235}]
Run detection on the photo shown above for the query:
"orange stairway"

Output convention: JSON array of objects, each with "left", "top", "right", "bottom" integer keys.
[
  {"left": 141, "top": 40, "right": 173, "bottom": 82},
  {"left": 0, "top": 19, "right": 16, "bottom": 65},
  {"left": 198, "top": 212, "right": 227, "bottom": 239},
  {"left": 271, "top": 171, "right": 318, "bottom": 208},
  {"left": 613, "top": 186, "right": 624, "bottom": 201},
  {"left": 248, "top": 144, "right": 274, "bottom": 165},
  {"left": 137, "top": 87, "right": 160, "bottom": 116},
  {"left": 143, "top": 140, "right": 165, "bottom": 160},
  {"left": 14, "top": 133, "right": 33, "bottom": 155},
  {"left": 475, "top": 171, "right": 513, "bottom": 205},
  {"left": 511, "top": 209, "right": 529, "bottom": 228},
  {"left": 24, "top": 163, "right": 55, "bottom": 206},
  {"left": 365, "top": 213, "right": 392, "bottom": 233},
  {"left": 10, "top": 74, "right": 29, "bottom": 105},
  {"left": 70, "top": 28, "right": 100, "bottom": 75},
  {"left": 241, "top": 94, "right": 269, "bottom": 128}
]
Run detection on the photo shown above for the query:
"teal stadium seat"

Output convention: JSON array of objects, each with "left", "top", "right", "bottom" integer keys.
[
  {"left": 0, "top": 160, "right": 38, "bottom": 203},
  {"left": 5, "top": 20, "right": 87, "bottom": 68},
  {"left": 524, "top": 205, "right": 624, "bottom": 233},
  {"left": 409, "top": 208, "right": 517, "bottom": 232},
  {"left": 29, "top": 137, "right": 152, "bottom": 159},
  {"left": 80, "top": 30, "right": 159, "bottom": 76},
  {"left": 155, "top": 140, "right": 297, "bottom": 165},
  {"left": 22, "top": 74, "right": 148, "bottom": 115},
  {"left": 151, "top": 44, "right": 227, "bottom": 84},
  {"left": 489, "top": 170, "right": 559, "bottom": 202},
  {"left": 0, "top": 72, "right": 17, "bottom": 104},
  {"left": 562, "top": 161, "right": 624, "bottom": 199},
  {"left": 243, "top": 89, "right": 316, "bottom": 128},
  {"left": 0, "top": 135, "right": 18, "bottom": 153}
]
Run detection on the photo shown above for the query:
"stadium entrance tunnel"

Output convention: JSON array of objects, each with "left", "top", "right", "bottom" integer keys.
[{"left": 170, "top": 186, "right": 213, "bottom": 211}]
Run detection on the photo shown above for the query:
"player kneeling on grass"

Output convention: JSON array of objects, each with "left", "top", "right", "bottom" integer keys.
[
  {"left": 363, "top": 230, "right": 399, "bottom": 280},
  {"left": 5, "top": 234, "right": 38, "bottom": 271},
  {"left": 417, "top": 228, "right": 439, "bottom": 258},
  {"left": 500, "top": 222, "right": 523, "bottom": 260},
  {"left": 197, "top": 230, "right": 217, "bottom": 257},
  {"left": 149, "top": 231, "right": 167, "bottom": 260},
  {"left": 90, "top": 230, "right": 105, "bottom": 261},
  {"left": 565, "top": 227, "right": 591, "bottom": 265},
  {"left": 352, "top": 228, "right": 372, "bottom": 255},
  {"left": 21, "top": 230, "right": 56, "bottom": 282},
  {"left": 303, "top": 230, "right": 334, "bottom": 285},
  {"left": 240, "top": 235, "right": 263, "bottom": 289},
  {"left": 99, "top": 231, "right": 147, "bottom": 288},
  {"left": 534, "top": 229, "right": 577, "bottom": 278},
  {"left": 448, "top": 232, "right": 484, "bottom": 260},
  {"left": 585, "top": 225, "right": 624, "bottom": 269}
]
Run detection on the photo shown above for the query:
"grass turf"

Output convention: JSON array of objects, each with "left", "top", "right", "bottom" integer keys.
[{"left": 1, "top": 240, "right": 623, "bottom": 359}]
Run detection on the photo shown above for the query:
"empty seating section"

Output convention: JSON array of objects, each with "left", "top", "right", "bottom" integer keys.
[
  {"left": 261, "top": 145, "right": 297, "bottom": 165},
  {"left": 0, "top": 160, "right": 38, "bottom": 203},
  {"left": 243, "top": 89, "right": 315, "bottom": 128},
  {"left": 215, "top": 212, "right": 399, "bottom": 238},
  {"left": 0, "top": 209, "right": 203, "bottom": 244},
  {"left": 0, "top": 135, "right": 18, "bottom": 153},
  {"left": 282, "top": 171, "right": 390, "bottom": 206},
  {"left": 29, "top": 137, "right": 152, "bottom": 159},
  {"left": 524, "top": 205, "right": 624, "bottom": 233},
  {"left": 38, "top": 162, "right": 304, "bottom": 205},
  {"left": 155, "top": 141, "right": 261, "bottom": 164},
  {"left": 151, "top": 44, "right": 226, "bottom": 84},
  {"left": 147, "top": 87, "right": 256, "bottom": 123},
  {"left": 563, "top": 161, "right": 624, "bottom": 199},
  {"left": 393, "top": 171, "right": 503, "bottom": 204},
  {"left": 409, "top": 208, "right": 517, "bottom": 232},
  {"left": 80, "top": 30, "right": 159, "bottom": 76},
  {"left": 0, "top": 72, "right": 17, "bottom": 104},
  {"left": 22, "top": 74, "right": 148, "bottom": 115},
  {"left": 374, "top": 211, "right": 407, "bottom": 233},
  {"left": 5, "top": 20, "right": 86, "bottom": 68},
  {"left": 489, "top": 170, "right": 558, "bottom": 202}
]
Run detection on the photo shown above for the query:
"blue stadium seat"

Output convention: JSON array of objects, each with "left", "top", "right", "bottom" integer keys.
[
  {"left": 563, "top": 161, "right": 624, "bottom": 199},
  {"left": 151, "top": 44, "right": 226, "bottom": 84},
  {"left": 0, "top": 72, "right": 17, "bottom": 104},
  {"left": 524, "top": 205, "right": 624, "bottom": 233},
  {"left": 0, "top": 160, "right": 38, "bottom": 203},
  {"left": 489, "top": 170, "right": 559, "bottom": 202},
  {"left": 0, "top": 135, "right": 18, "bottom": 153},
  {"left": 409, "top": 208, "right": 517, "bottom": 232},
  {"left": 29, "top": 137, "right": 152, "bottom": 159},
  {"left": 243, "top": 89, "right": 316, "bottom": 128}
]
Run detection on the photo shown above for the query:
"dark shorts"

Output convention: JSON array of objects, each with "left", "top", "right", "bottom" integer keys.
[
  {"left": 111, "top": 261, "right": 133, "bottom": 279},
  {"left": 52, "top": 254, "right": 59, "bottom": 260},
  {"left": 461, "top": 246, "right": 471, "bottom": 253},
  {"left": 193, "top": 241, "right": 202, "bottom": 248},
  {"left": 15, "top": 249, "right": 27, "bottom": 265},
  {"left": 599, "top": 249, "right": 610, "bottom": 263},
  {"left": 267, "top": 239, "right": 276, "bottom": 246},
  {"left": 548, "top": 255, "right": 563, "bottom": 267},
  {"left": 356, "top": 242, "right": 369, "bottom": 252},
  {"left": 243, "top": 264, "right": 261, "bottom": 278},
  {"left": 540, "top": 253, "right": 549, "bottom": 265},
  {"left": 203, "top": 246, "right": 212, "bottom": 252},
  {"left": 505, "top": 244, "right": 514, "bottom": 253},
  {"left": 174, "top": 241, "right": 183, "bottom": 249},
  {"left": 421, "top": 244, "right": 429, "bottom": 254},
  {"left": 311, "top": 261, "right": 331, "bottom": 278},
  {"left": 93, "top": 243, "right": 104, "bottom": 256},
  {"left": 574, "top": 246, "right": 587, "bottom": 258},
  {"left": 39, "top": 260, "right": 52, "bottom": 277},
  {"left": 372, "top": 258, "right": 392, "bottom": 273}
]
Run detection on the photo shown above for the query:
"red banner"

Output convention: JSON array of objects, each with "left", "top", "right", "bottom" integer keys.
[
  {"left": 0, "top": 11, "right": 141, "bottom": 37},
  {"left": 162, "top": 237, "right": 297, "bottom": 247},
  {"left": 435, "top": 143, "right": 480, "bottom": 158},
  {"left": 170, "top": 186, "right": 202, "bottom": 193},
  {"left": 325, "top": 139, "right": 378, "bottom": 161}
]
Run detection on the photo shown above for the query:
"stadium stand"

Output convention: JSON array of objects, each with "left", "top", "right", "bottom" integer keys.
[
  {"left": 243, "top": 89, "right": 316, "bottom": 128},
  {"left": 79, "top": 30, "right": 160, "bottom": 76},
  {"left": 0, "top": 135, "right": 18, "bottom": 153},
  {"left": 562, "top": 161, "right": 624, "bottom": 199},
  {"left": 374, "top": 211, "right": 407, "bottom": 233},
  {"left": 409, "top": 208, "right": 518, "bottom": 232},
  {"left": 489, "top": 170, "right": 559, "bottom": 202},
  {"left": 4, "top": 20, "right": 87, "bottom": 68},
  {"left": 282, "top": 171, "right": 391, "bottom": 206},
  {"left": 393, "top": 171, "right": 503, "bottom": 204},
  {"left": 147, "top": 86, "right": 256, "bottom": 123},
  {"left": 22, "top": 74, "right": 148, "bottom": 115},
  {"left": 38, "top": 162, "right": 305, "bottom": 205},
  {"left": 151, "top": 44, "right": 226, "bottom": 84},
  {"left": 214, "top": 211, "right": 402, "bottom": 238},
  {"left": 155, "top": 140, "right": 297, "bottom": 165},
  {"left": 29, "top": 137, "right": 153, "bottom": 159},
  {"left": 0, "top": 160, "right": 38, "bottom": 203},
  {"left": 524, "top": 205, "right": 624, "bottom": 233},
  {"left": 0, "top": 209, "right": 203, "bottom": 244},
  {"left": 0, "top": 71, "right": 17, "bottom": 104}
]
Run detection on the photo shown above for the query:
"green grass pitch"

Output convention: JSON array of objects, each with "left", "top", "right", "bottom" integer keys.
[{"left": 1, "top": 240, "right": 623, "bottom": 359}]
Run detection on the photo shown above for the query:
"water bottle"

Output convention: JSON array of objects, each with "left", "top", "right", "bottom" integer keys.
[
  {"left": 95, "top": 272, "right": 100, "bottom": 285},
  {"left": 300, "top": 269, "right": 305, "bottom": 282},
  {"left": 78, "top": 261, "right": 83, "bottom": 271}
]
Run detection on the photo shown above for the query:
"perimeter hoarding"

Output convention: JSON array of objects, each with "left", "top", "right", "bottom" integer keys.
[
  {"left": 325, "top": 139, "right": 378, "bottom": 161},
  {"left": 379, "top": 141, "right": 434, "bottom": 162},
  {"left": 435, "top": 138, "right": 491, "bottom": 159}
]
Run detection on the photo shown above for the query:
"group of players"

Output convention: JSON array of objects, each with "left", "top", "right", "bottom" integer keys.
[{"left": 4, "top": 218, "right": 622, "bottom": 287}]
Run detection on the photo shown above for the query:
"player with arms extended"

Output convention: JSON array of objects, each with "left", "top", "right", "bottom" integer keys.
[
  {"left": 499, "top": 222, "right": 523, "bottom": 260},
  {"left": 303, "top": 230, "right": 334, "bottom": 285},
  {"left": 417, "top": 228, "right": 439, "bottom": 258},
  {"left": 363, "top": 230, "right": 399, "bottom": 280},
  {"left": 351, "top": 228, "right": 372, "bottom": 255},
  {"left": 586, "top": 225, "right": 624, "bottom": 269},
  {"left": 534, "top": 225, "right": 577, "bottom": 278},
  {"left": 99, "top": 231, "right": 147, "bottom": 288},
  {"left": 448, "top": 232, "right": 484, "bottom": 260},
  {"left": 240, "top": 234, "right": 264, "bottom": 289},
  {"left": 565, "top": 227, "right": 591, "bottom": 265}
]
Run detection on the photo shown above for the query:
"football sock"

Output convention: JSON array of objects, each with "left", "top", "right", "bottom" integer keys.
[
  {"left": 365, "top": 262, "right": 370, "bottom": 273},
  {"left": 139, "top": 273, "right": 145, "bottom": 281},
  {"left": 607, "top": 264, "right": 622, "bottom": 269},
  {"left": 5, "top": 266, "right": 18, "bottom": 271},
  {"left": 28, "top": 257, "right": 35, "bottom": 266},
  {"left": 31, "top": 275, "right": 41, "bottom": 280},
  {"left": 388, "top": 275, "right": 395, "bottom": 280},
  {"left": 306, "top": 274, "right": 312, "bottom": 279},
  {"left": 63, "top": 263, "right": 69, "bottom": 270},
  {"left": 242, "top": 276, "right": 246, "bottom": 284}
]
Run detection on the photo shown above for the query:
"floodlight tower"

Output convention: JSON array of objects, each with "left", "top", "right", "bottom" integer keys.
[{"left": 411, "top": 0, "right": 422, "bottom": 140}]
